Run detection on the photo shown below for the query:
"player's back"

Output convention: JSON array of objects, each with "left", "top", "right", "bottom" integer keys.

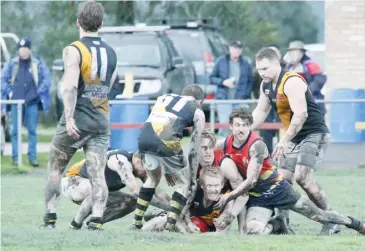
[
  {"left": 138, "top": 94, "right": 201, "bottom": 157},
  {"left": 61, "top": 36, "right": 117, "bottom": 134}
]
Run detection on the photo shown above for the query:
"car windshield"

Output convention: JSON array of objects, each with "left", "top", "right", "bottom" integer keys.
[
  {"left": 165, "top": 30, "right": 204, "bottom": 61},
  {"left": 101, "top": 33, "right": 161, "bottom": 67}
]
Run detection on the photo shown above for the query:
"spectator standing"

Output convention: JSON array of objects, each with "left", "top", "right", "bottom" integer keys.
[
  {"left": 283, "top": 40, "right": 327, "bottom": 114},
  {"left": 209, "top": 40, "right": 253, "bottom": 137},
  {"left": 1, "top": 38, "right": 51, "bottom": 166}
]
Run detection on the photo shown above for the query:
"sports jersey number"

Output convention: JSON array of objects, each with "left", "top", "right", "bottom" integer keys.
[
  {"left": 156, "top": 95, "right": 187, "bottom": 112},
  {"left": 90, "top": 46, "right": 108, "bottom": 82}
]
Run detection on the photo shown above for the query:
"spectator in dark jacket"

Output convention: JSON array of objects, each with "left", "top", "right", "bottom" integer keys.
[
  {"left": 283, "top": 40, "right": 327, "bottom": 114},
  {"left": 209, "top": 40, "right": 253, "bottom": 137},
  {"left": 1, "top": 38, "right": 51, "bottom": 166}
]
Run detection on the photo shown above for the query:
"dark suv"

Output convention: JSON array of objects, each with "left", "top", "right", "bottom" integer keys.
[
  {"left": 99, "top": 26, "right": 195, "bottom": 99},
  {"left": 162, "top": 21, "right": 230, "bottom": 99}
]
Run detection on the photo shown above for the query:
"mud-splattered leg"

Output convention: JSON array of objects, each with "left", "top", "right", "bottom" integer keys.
[
  {"left": 84, "top": 147, "right": 108, "bottom": 228},
  {"left": 42, "top": 144, "right": 76, "bottom": 227},
  {"left": 290, "top": 196, "right": 365, "bottom": 234},
  {"left": 102, "top": 191, "right": 137, "bottom": 223}
]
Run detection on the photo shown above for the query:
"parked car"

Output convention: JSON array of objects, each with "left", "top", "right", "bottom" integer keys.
[
  {"left": 99, "top": 25, "right": 195, "bottom": 99},
  {"left": 163, "top": 21, "right": 230, "bottom": 100}
]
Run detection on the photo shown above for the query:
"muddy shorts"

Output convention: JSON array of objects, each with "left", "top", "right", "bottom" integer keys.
[
  {"left": 279, "top": 133, "right": 329, "bottom": 172},
  {"left": 52, "top": 123, "right": 109, "bottom": 152},
  {"left": 247, "top": 179, "right": 301, "bottom": 210}
]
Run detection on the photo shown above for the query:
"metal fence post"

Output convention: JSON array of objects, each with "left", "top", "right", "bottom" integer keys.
[
  {"left": 209, "top": 102, "right": 215, "bottom": 133},
  {"left": 17, "top": 103, "right": 22, "bottom": 167}
]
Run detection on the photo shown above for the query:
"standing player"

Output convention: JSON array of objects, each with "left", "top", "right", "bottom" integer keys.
[
  {"left": 41, "top": 1, "right": 118, "bottom": 230},
  {"left": 250, "top": 47, "right": 338, "bottom": 235},
  {"left": 214, "top": 108, "right": 365, "bottom": 236},
  {"left": 131, "top": 84, "right": 205, "bottom": 231}
]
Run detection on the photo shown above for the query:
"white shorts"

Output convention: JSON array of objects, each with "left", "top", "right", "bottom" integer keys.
[{"left": 142, "top": 153, "right": 186, "bottom": 175}]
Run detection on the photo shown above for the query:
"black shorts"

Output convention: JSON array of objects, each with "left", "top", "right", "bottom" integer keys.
[{"left": 247, "top": 179, "right": 301, "bottom": 210}]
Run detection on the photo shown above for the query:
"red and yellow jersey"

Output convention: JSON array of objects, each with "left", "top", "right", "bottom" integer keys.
[
  {"left": 223, "top": 132, "right": 282, "bottom": 197},
  {"left": 189, "top": 185, "right": 231, "bottom": 229}
]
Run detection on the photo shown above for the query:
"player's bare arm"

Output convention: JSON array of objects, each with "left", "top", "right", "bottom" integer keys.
[
  {"left": 182, "top": 109, "right": 205, "bottom": 215},
  {"left": 215, "top": 140, "right": 268, "bottom": 210},
  {"left": 183, "top": 210, "right": 201, "bottom": 233},
  {"left": 220, "top": 158, "right": 248, "bottom": 217},
  {"left": 108, "top": 156, "right": 140, "bottom": 197},
  {"left": 109, "top": 66, "right": 118, "bottom": 91},
  {"left": 273, "top": 78, "right": 308, "bottom": 160},
  {"left": 62, "top": 46, "right": 81, "bottom": 139},
  {"left": 213, "top": 200, "right": 235, "bottom": 233},
  {"left": 251, "top": 81, "right": 272, "bottom": 131}
]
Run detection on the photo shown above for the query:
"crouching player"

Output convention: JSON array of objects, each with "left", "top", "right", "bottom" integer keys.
[
  {"left": 214, "top": 108, "right": 365, "bottom": 235},
  {"left": 61, "top": 149, "right": 170, "bottom": 230},
  {"left": 142, "top": 166, "right": 235, "bottom": 233}
]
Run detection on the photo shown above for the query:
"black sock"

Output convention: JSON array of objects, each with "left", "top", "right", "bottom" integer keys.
[
  {"left": 345, "top": 216, "right": 363, "bottom": 231},
  {"left": 44, "top": 213, "right": 57, "bottom": 225},
  {"left": 70, "top": 219, "right": 82, "bottom": 229},
  {"left": 88, "top": 217, "right": 102, "bottom": 224}
]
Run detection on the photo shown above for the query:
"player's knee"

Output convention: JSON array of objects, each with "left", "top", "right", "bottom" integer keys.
[
  {"left": 246, "top": 220, "right": 267, "bottom": 235},
  {"left": 294, "top": 165, "right": 313, "bottom": 188},
  {"left": 48, "top": 145, "right": 71, "bottom": 171},
  {"left": 144, "top": 175, "right": 160, "bottom": 188},
  {"left": 279, "top": 168, "right": 294, "bottom": 184}
]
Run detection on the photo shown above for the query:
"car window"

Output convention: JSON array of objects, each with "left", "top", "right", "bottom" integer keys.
[
  {"left": 101, "top": 33, "right": 162, "bottom": 67},
  {"left": 165, "top": 30, "right": 204, "bottom": 61},
  {"left": 217, "top": 34, "right": 229, "bottom": 54},
  {"left": 158, "top": 38, "right": 170, "bottom": 68},
  {"left": 205, "top": 30, "right": 227, "bottom": 57}
]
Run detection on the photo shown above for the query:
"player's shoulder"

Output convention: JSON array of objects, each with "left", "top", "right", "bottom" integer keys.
[{"left": 248, "top": 138, "right": 268, "bottom": 156}]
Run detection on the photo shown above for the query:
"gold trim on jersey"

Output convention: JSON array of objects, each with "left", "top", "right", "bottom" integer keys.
[
  {"left": 71, "top": 41, "right": 101, "bottom": 85},
  {"left": 276, "top": 71, "right": 306, "bottom": 129},
  {"left": 71, "top": 41, "right": 109, "bottom": 116},
  {"left": 66, "top": 160, "right": 86, "bottom": 177}
]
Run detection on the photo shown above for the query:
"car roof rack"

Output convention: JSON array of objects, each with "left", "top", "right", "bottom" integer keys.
[
  {"left": 100, "top": 25, "right": 170, "bottom": 34},
  {"left": 148, "top": 18, "right": 220, "bottom": 30}
]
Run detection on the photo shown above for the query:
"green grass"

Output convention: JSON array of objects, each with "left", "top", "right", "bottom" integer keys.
[
  {"left": 1, "top": 165, "right": 365, "bottom": 250},
  {"left": 21, "top": 134, "right": 54, "bottom": 143},
  {"left": 0, "top": 152, "right": 85, "bottom": 175}
]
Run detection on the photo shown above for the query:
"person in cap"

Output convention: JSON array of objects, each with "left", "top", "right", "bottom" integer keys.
[
  {"left": 0, "top": 37, "right": 51, "bottom": 167},
  {"left": 209, "top": 40, "right": 253, "bottom": 138},
  {"left": 283, "top": 40, "right": 327, "bottom": 114}
]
